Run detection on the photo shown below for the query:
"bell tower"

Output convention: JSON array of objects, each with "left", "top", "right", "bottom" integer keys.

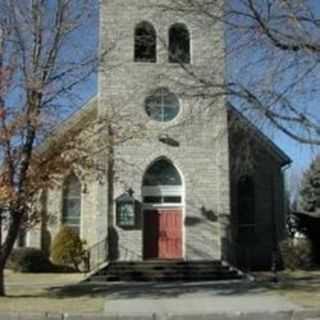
[
  {"left": 97, "top": 0, "right": 230, "bottom": 261},
  {"left": 98, "top": 0, "right": 225, "bottom": 115}
]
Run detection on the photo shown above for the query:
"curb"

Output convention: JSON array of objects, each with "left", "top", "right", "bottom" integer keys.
[{"left": 0, "top": 310, "right": 319, "bottom": 320}]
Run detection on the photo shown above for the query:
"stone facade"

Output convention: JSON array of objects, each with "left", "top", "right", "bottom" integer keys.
[
  {"left": 25, "top": 0, "right": 290, "bottom": 269},
  {"left": 97, "top": 0, "right": 229, "bottom": 261},
  {"left": 228, "top": 108, "right": 289, "bottom": 269}
]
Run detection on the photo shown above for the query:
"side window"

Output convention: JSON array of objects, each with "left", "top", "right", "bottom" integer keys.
[
  {"left": 135, "top": 21, "right": 157, "bottom": 63},
  {"left": 62, "top": 174, "right": 81, "bottom": 234},
  {"left": 169, "top": 23, "right": 190, "bottom": 64}
]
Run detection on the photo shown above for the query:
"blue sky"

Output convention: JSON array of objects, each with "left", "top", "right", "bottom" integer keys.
[
  {"left": 70, "top": 0, "right": 319, "bottom": 176},
  {"left": 270, "top": 0, "right": 320, "bottom": 173},
  {"left": 225, "top": 0, "right": 320, "bottom": 175},
  {"left": 270, "top": 125, "right": 319, "bottom": 174}
]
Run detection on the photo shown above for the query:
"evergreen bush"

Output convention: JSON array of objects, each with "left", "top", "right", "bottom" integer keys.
[{"left": 51, "top": 226, "right": 86, "bottom": 272}]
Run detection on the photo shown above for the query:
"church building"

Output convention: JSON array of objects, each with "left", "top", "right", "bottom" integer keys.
[{"left": 26, "top": 0, "right": 291, "bottom": 272}]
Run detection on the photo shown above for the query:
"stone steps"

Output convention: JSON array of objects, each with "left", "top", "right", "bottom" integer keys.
[{"left": 88, "top": 260, "right": 243, "bottom": 282}]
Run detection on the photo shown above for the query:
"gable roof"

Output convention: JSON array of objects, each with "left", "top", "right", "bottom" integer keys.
[
  {"left": 38, "top": 97, "right": 291, "bottom": 167},
  {"left": 36, "top": 96, "right": 97, "bottom": 154},
  {"left": 227, "top": 102, "right": 292, "bottom": 167},
  {"left": 50, "top": 96, "right": 97, "bottom": 140}
]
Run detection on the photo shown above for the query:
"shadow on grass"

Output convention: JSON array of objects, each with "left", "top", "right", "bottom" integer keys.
[
  {"left": 5, "top": 269, "right": 320, "bottom": 301},
  {"left": 46, "top": 268, "right": 320, "bottom": 300},
  {"left": 48, "top": 279, "right": 273, "bottom": 300},
  {"left": 275, "top": 273, "right": 320, "bottom": 292}
]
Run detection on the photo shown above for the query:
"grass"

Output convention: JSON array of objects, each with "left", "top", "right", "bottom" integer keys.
[
  {"left": 254, "top": 269, "right": 320, "bottom": 308},
  {"left": 0, "top": 270, "right": 106, "bottom": 314},
  {"left": 0, "top": 269, "right": 319, "bottom": 313}
]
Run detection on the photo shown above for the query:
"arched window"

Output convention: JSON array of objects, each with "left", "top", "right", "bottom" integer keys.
[
  {"left": 135, "top": 21, "right": 157, "bottom": 63},
  {"left": 143, "top": 158, "right": 182, "bottom": 186},
  {"left": 143, "top": 158, "right": 183, "bottom": 204},
  {"left": 145, "top": 88, "right": 180, "bottom": 122},
  {"left": 62, "top": 174, "right": 81, "bottom": 234},
  {"left": 169, "top": 23, "right": 190, "bottom": 64},
  {"left": 237, "top": 176, "right": 255, "bottom": 242}
]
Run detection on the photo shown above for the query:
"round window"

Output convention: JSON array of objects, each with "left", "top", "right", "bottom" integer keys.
[{"left": 145, "top": 88, "right": 180, "bottom": 122}]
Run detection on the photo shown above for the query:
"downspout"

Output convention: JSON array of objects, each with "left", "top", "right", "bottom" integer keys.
[
  {"left": 282, "top": 163, "right": 292, "bottom": 237},
  {"left": 271, "top": 162, "right": 291, "bottom": 282}
]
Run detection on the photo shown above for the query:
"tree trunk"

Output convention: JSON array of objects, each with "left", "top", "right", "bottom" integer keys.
[
  {"left": 107, "top": 124, "right": 115, "bottom": 227},
  {"left": 0, "top": 264, "right": 5, "bottom": 297},
  {"left": 107, "top": 124, "right": 117, "bottom": 260},
  {"left": 0, "top": 211, "right": 25, "bottom": 297}
]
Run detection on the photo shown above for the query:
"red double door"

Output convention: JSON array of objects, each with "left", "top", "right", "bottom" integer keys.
[{"left": 143, "top": 209, "right": 183, "bottom": 260}]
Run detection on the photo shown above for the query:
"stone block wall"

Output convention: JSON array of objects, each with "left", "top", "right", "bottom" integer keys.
[
  {"left": 25, "top": 0, "right": 288, "bottom": 268},
  {"left": 98, "top": 0, "right": 229, "bottom": 260},
  {"left": 228, "top": 121, "right": 288, "bottom": 270},
  {"left": 26, "top": 100, "right": 100, "bottom": 251}
]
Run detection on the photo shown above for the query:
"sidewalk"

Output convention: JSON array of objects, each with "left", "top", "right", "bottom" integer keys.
[
  {"left": 103, "top": 280, "right": 304, "bottom": 317},
  {"left": 1, "top": 277, "right": 320, "bottom": 319}
]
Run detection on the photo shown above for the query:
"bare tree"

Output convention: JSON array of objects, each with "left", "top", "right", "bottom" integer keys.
[
  {"left": 0, "top": 0, "right": 100, "bottom": 296},
  {"left": 157, "top": 0, "right": 320, "bottom": 146}
]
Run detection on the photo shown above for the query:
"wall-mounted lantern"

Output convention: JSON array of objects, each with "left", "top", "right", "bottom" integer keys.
[{"left": 116, "top": 188, "right": 136, "bottom": 227}]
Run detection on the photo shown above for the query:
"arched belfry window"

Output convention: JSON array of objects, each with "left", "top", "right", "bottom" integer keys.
[
  {"left": 142, "top": 158, "right": 183, "bottom": 204},
  {"left": 135, "top": 21, "right": 157, "bottom": 63},
  {"left": 169, "top": 23, "right": 190, "bottom": 64},
  {"left": 237, "top": 176, "right": 255, "bottom": 242},
  {"left": 62, "top": 174, "right": 81, "bottom": 234}
]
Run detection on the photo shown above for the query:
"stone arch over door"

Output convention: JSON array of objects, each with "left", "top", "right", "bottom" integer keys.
[{"left": 142, "top": 157, "right": 184, "bottom": 260}]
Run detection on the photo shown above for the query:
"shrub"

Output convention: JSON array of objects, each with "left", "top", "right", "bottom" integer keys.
[
  {"left": 51, "top": 226, "right": 86, "bottom": 272},
  {"left": 298, "top": 155, "right": 320, "bottom": 263},
  {"left": 293, "top": 212, "right": 320, "bottom": 264},
  {"left": 280, "top": 238, "right": 313, "bottom": 270},
  {"left": 7, "top": 247, "right": 53, "bottom": 273}
]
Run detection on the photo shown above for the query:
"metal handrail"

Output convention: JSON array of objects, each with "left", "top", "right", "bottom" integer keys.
[
  {"left": 86, "top": 236, "right": 109, "bottom": 272},
  {"left": 85, "top": 234, "right": 145, "bottom": 273},
  {"left": 119, "top": 244, "right": 142, "bottom": 261}
]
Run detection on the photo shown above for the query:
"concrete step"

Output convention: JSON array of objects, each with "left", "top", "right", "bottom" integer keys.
[
  {"left": 102, "top": 269, "right": 237, "bottom": 277},
  {"left": 88, "top": 260, "right": 243, "bottom": 283},
  {"left": 110, "top": 260, "right": 222, "bottom": 267},
  {"left": 93, "top": 272, "right": 240, "bottom": 282},
  {"left": 104, "top": 260, "right": 223, "bottom": 269},
  {"left": 104, "top": 265, "right": 229, "bottom": 272}
]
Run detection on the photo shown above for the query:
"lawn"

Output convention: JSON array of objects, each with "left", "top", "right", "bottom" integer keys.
[
  {"left": 255, "top": 270, "right": 320, "bottom": 308},
  {"left": 0, "top": 270, "right": 106, "bottom": 314},
  {"left": 0, "top": 269, "right": 319, "bottom": 314},
  {"left": 276, "top": 270, "right": 320, "bottom": 308}
]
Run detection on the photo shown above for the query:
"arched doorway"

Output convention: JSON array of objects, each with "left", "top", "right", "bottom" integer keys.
[{"left": 142, "top": 158, "right": 184, "bottom": 260}]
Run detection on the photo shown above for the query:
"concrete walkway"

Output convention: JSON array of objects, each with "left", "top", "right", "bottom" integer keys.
[{"left": 103, "top": 280, "right": 303, "bottom": 317}]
